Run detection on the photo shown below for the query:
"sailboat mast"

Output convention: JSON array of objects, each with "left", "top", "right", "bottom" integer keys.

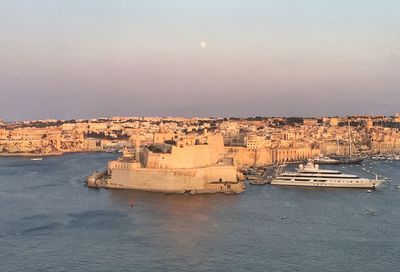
[
  {"left": 336, "top": 137, "right": 340, "bottom": 155},
  {"left": 348, "top": 121, "right": 352, "bottom": 157}
]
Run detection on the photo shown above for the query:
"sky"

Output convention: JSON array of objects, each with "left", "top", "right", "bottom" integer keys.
[{"left": 0, "top": 0, "right": 399, "bottom": 121}]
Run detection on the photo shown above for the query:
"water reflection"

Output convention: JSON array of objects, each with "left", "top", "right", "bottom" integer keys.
[{"left": 108, "top": 190, "right": 240, "bottom": 253}]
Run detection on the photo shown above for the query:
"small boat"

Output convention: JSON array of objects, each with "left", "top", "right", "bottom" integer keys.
[
  {"left": 366, "top": 190, "right": 372, "bottom": 193},
  {"left": 249, "top": 179, "right": 269, "bottom": 185},
  {"left": 31, "top": 157, "right": 43, "bottom": 161}
]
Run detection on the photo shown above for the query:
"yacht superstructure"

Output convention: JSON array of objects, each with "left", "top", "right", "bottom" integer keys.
[{"left": 271, "top": 162, "right": 382, "bottom": 189}]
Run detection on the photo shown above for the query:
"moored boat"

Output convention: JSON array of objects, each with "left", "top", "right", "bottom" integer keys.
[
  {"left": 271, "top": 162, "right": 383, "bottom": 189},
  {"left": 331, "top": 155, "right": 364, "bottom": 164},
  {"left": 313, "top": 156, "right": 341, "bottom": 165}
]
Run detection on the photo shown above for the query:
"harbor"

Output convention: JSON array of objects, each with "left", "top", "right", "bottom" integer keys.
[
  {"left": 2, "top": 1, "right": 400, "bottom": 270},
  {"left": 244, "top": 158, "right": 397, "bottom": 190},
  {"left": 1, "top": 152, "right": 400, "bottom": 272}
]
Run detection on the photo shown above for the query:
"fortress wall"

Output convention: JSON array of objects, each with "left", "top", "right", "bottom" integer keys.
[
  {"left": 106, "top": 165, "right": 241, "bottom": 193},
  {"left": 225, "top": 147, "right": 272, "bottom": 168},
  {"left": 168, "top": 145, "right": 213, "bottom": 168},
  {"left": 108, "top": 161, "right": 141, "bottom": 171},
  {"left": 206, "top": 134, "right": 225, "bottom": 161},
  {"left": 145, "top": 144, "right": 220, "bottom": 169},
  {"left": 142, "top": 134, "right": 228, "bottom": 169}
]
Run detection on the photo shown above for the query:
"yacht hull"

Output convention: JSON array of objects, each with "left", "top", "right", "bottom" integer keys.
[
  {"left": 332, "top": 156, "right": 364, "bottom": 164},
  {"left": 271, "top": 179, "right": 382, "bottom": 189},
  {"left": 314, "top": 157, "right": 364, "bottom": 165}
]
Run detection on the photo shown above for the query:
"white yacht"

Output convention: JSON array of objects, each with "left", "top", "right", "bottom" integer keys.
[{"left": 271, "top": 162, "right": 383, "bottom": 189}]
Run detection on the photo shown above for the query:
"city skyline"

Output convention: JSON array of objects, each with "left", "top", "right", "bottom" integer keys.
[{"left": 1, "top": 0, "right": 399, "bottom": 121}]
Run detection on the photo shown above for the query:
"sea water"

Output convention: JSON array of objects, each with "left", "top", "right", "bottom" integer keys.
[{"left": 1, "top": 153, "right": 399, "bottom": 272}]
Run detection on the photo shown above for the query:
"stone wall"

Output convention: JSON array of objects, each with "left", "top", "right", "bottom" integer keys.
[
  {"left": 106, "top": 164, "right": 244, "bottom": 194},
  {"left": 143, "top": 134, "right": 226, "bottom": 169},
  {"left": 225, "top": 147, "right": 272, "bottom": 168},
  {"left": 145, "top": 144, "right": 215, "bottom": 169}
]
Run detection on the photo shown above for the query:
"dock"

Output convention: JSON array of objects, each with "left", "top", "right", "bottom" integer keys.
[{"left": 246, "top": 165, "right": 283, "bottom": 186}]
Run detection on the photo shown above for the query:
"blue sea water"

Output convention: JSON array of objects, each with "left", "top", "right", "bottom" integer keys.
[{"left": 0, "top": 153, "right": 399, "bottom": 272}]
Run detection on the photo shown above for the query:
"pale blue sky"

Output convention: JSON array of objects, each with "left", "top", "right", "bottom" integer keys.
[{"left": 0, "top": 0, "right": 399, "bottom": 120}]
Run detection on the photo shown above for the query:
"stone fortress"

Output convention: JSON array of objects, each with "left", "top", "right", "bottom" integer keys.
[{"left": 88, "top": 133, "right": 245, "bottom": 194}]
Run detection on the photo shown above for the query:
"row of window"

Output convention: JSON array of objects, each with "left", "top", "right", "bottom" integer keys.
[
  {"left": 277, "top": 178, "right": 363, "bottom": 183},
  {"left": 112, "top": 164, "right": 134, "bottom": 169},
  {"left": 280, "top": 175, "right": 360, "bottom": 179}
]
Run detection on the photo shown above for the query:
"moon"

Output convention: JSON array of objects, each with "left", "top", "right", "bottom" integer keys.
[{"left": 200, "top": 41, "right": 207, "bottom": 49}]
